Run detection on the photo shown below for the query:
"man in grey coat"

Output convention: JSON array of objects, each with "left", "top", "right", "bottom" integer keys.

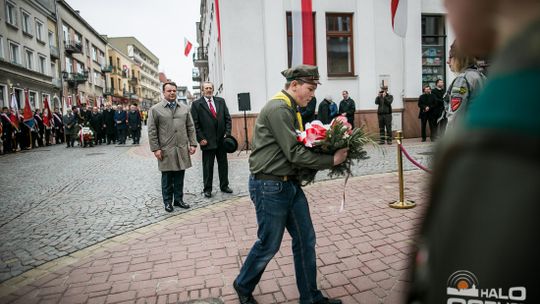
[{"left": 148, "top": 82, "right": 198, "bottom": 212}]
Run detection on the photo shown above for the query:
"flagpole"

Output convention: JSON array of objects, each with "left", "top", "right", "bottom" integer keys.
[{"left": 402, "top": 36, "right": 406, "bottom": 99}]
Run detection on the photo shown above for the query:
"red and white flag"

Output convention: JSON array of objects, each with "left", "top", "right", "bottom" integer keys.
[
  {"left": 184, "top": 38, "right": 193, "bottom": 57},
  {"left": 68, "top": 95, "right": 72, "bottom": 108},
  {"left": 391, "top": 0, "right": 407, "bottom": 38},
  {"left": 43, "top": 96, "right": 52, "bottom": 128},
  {"left": 291, "top": 0, "right": 315, "bottom": 66}
]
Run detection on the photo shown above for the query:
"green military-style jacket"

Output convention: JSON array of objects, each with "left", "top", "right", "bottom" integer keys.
[{"left": 249, "top": 90, "right": 334, "bottom": 176}]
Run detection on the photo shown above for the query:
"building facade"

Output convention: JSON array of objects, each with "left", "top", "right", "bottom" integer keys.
[
  {"left": 195, "top": 0, "right": 456, "bottom": 138},
  {"left": 0, "top": 0, "right": 58, "bottom": 110},
  {"left": 107, "top": 37, "right": 160, "bottom": 108},
  {"left": 104, "top": 43, "right": 142, "bottom": 106},
  {"left": 57, "top": 0, "right": 107, "bottom": 109}
]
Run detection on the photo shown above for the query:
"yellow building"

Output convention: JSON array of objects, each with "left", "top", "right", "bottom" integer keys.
[{"left": 103, "top": 44, "right": 141, "bottom": 106}]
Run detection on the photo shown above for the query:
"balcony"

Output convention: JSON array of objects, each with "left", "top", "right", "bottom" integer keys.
[
  {"left": 193, "top": 47, "right": 208, "bottom": 68},
  {"left": 101, "top": 65, "right": 113, "bottom": 73},
  {"left": 62, "top": 71, "right": 88, "bottom": 87},
  {"left": 50, "top": 46, "right": 60, "bottom": 59},
  {"left": 64, "top": 40, "right": 83, "bottom": 54}
]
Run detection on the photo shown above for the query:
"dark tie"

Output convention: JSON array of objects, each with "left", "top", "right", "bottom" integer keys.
[{"left": 207, "top": 99, "right": 217, "bottom": 118}]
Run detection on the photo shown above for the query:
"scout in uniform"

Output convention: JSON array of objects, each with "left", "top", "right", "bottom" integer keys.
[{"left": 233, "top": 65, "right": 348, "bottom": 304}]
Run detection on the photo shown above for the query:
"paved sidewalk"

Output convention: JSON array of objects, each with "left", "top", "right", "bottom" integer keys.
[{"left": 0, "top": 170, "right": 428, "bottom": 304}]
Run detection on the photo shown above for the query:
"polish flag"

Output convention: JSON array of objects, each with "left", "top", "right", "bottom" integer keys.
[
  {"left": 68, "top": 95, "right": 72, "bottom": 108},
  {"left": 391, "top": 0, "right": 407, "bottom": 38},
  {"left": 10, "top": 93, "right": 19, "bottom": 130},
  {"left": 184, "top": 38, "right": 193, "bottom": 57},
  {"left": 291, "top": 0, "right": 315, "bottom": 66}
]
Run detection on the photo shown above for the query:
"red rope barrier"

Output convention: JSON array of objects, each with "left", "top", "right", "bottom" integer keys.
[{"left": 399, "top": 144, "right": 432, "bottom": 173}]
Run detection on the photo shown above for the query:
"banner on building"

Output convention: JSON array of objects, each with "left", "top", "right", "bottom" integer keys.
[
  {"left": 291, "top": 0, "right": 315, "bottom": 66},
  {"left": 391, "top": 0, "right": 407, "bottom": 37}
]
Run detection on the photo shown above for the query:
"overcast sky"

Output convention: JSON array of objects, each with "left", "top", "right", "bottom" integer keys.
[{"left": 65, "top": 0, "right": 200, "bottom": 91}]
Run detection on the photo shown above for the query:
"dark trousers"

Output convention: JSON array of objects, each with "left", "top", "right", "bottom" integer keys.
[
  {"left": 44, "top": 129, "right": 51, "bottom": 145},
  {"left": 106, "top": 130, "right": 116, "bottom": 144},
  {"left": 420, "top": 116, "right": 437, "bottom": 141},
  {"left": 55, "top": 128, "right": 64, "bottom": 144},
  {"left": 378, "top": 113, "right": 392, "bottom": 143},
  {"left": 2, "top": 135, "right": 13, "bottom": 153},
  {"left": 161, "top": 170, "right": 185, "bottom": 205},
  {"left": 236, "top": 176, "right": 323, "bottom": 304},
  {"left": 130, "top": 127, "right": 141, "bottom": 144},
  {"left": 202, "top": 148, "right": 229, "bottom": 192},
  {"left": 66, "top": 133, "right": 75, "bottom": 147},
  {"left": 117, "top": 127, "right": 127, "bottom": 144}
]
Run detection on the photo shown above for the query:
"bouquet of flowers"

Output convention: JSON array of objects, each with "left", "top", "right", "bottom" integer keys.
[
  {"left": 78, "top": 126, "right": 94, "bottom": 143},
  {"left": 295, "top": 115, "right": 375, "bottom": 186}
]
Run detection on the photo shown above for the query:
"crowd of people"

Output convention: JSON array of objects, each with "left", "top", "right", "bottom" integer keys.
[{"left": 0, "top": 103, "right": 148, "bottom": 154}]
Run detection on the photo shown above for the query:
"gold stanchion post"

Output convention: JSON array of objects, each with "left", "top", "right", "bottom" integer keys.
[{"left": 389, "top": 130, "right": 416, "bottom": 209}]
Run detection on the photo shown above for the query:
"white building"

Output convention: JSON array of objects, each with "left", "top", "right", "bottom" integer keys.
[{"left": 195, "top": 0, "right": 455, "bottom": 138}]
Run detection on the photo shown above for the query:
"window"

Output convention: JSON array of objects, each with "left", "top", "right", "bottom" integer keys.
[
  {"left": 38, "top": 54, "right": 46, "bottom": 74},
  {"left": 5, "top": 1, "right": 17, "bottom": 27},
  {"left": 21, "top": 10, "right": 32, "bottom": 35},
  {"left": 29, "top": 91, "right": 37, "bottom": 109},
  {"left": 65, "top": 57, "right": 73, "bottom": 73},
  {"left": 286, "top": 12, "right": 316, "bottom": 67},
  {"left": 9, "top": 41, "right": 20, "bottom": 64},
  {"left": 421, "top": 15, "right": 446, "bottom": 88},
  {"left": 91, "top": 45, "right": 97, "bottom": 61},
  {"left": 98, "top": 50, "right": 105, "bottom": 65},
  {"left": 48, "top": 31, "right": 55, "bottom": 46},
  {"left": 35, "top": 19, "right": 44, "bottom": 42},
  {"left": 326, "top": 13, "right": 354, "bottom": 76},
  {"left": 76, "top": 61, "right": 84, "bottom": 74},
  {"left": 25, "top": 49, "right": 34, "bottom": 70},
  {"left": 85, "top": 38, "right": 89, "bottom": 55},
  {"left": 0, "top": 36, "right": 4, "bottom": 59}
]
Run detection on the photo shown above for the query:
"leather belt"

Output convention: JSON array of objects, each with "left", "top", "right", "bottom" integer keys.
[{"left": 253, "top": 173, "right": 295, "bottom": 182}]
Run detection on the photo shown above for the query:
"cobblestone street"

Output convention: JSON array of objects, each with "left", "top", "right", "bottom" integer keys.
[{"left": 0, "top": 127, "right": 434, "bottom": 284}]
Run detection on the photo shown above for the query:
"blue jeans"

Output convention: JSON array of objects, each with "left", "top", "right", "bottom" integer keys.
[
  {"left": 161, "top": 170, "right": 185, "bottom": 206},
  {"left": 235, "top": 176, "right": 323, "bottom": 303}
]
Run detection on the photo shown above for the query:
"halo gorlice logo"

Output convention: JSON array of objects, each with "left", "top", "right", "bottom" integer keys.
[{"left": 446, "top": 270, "right": 527, "bottom": 304}]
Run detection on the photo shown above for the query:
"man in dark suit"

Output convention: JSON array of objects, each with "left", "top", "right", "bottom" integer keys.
[{"left": 190, "top": 82, "right": 233, "bottom": 198}]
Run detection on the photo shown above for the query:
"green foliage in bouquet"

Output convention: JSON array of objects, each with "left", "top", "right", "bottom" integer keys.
[{"left": 296, "top": 120, "right": 377, "bottom": 186}]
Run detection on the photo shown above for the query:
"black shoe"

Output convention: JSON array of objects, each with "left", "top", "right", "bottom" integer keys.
[
  {"left": 164, "top": 203, "right": 173, "bottom": 212},
  {"left": 421, "top": 138, "right": 426, "bottom": 142},
  {"left": 221, "top": 187, "right": 233, "bottom": 194},
  {"left": 173, "top": 201, "right": 190, "bottom": 209},
  {"left": 387, "top": 141, "right": 392, "bottom": 145},
  {"left": 314, "top": 297, "right": 342, "bottom": 304},
  {"left": 233, "top": 281, "right": 258, "bottom": 304},
  {"left": 379, "top": 141, "right": 385, "bottom": 145},
  {"left": 204, "top": 191, "right": 212, "bottom": 198}
]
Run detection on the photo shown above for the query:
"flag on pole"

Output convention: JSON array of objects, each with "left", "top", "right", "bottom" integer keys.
[
  {"left": 68, "top": 95, "right": 72, "bottom": 108},
  {"left": 43, "top": 96, "right": 52, "bottom": 128},
  {"left": 23, "top": 90, "right": 35, "bottom": 129},
  {"left": 291, "top": 0, "right": 315, "bottom": 66},
  {"left": 184, "top": 38, "right": 193, "bottom": 57},
  {"left": 77, "top": 94, "right": 82, "bottom": 107},
  {"left": 9, "top": 93, "right": 19, "bottom": 130},
  {"left": 391, "top": 0, "right": 407, "bottom": 38},
  {"left": 215, "top": 0, "right": 221, "bottom": 45}
]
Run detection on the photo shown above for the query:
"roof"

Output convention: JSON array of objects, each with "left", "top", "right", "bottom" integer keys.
[{"left": 107, "top": 37, "right": 159, "bottom": 63}]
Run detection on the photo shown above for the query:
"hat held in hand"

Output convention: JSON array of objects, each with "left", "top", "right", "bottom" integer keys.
[{"left": 223, "top": 135, "right": 238, "bottom": 153}]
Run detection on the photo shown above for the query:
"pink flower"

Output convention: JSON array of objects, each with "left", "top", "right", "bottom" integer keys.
[{"left": 331, "top": 115, "right": 353, "bottom": 132}]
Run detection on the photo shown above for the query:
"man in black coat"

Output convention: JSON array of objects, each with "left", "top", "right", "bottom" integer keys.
[
  {"left": 432, "top": 79, "right": 446, "bottom": 135},
  {"left": 34, "top": 109, "right": 44, "bottom": 147},
  {"left": 102, "top": 104, "right": 116, "bottom": 144},
  {"left": 1, "top": 107, "right": 14, "bottom": 153},
  {"left": 418, "top": 85, "right": 437, "bottom": 142},
  {"left": 127, "top": 104, "right": 141, "bottom": 145},
  {"left": 79, "top": 104, "right": 92, "bottom": 125},
  {"left": 338, "top": 90, "right": 356, "bottom": 128},
  {"left": 190, "top": 82, "right": 233, "bottom": 198},
  {"left": 374, "top": 87, "right": 394, "bottom": 144},
  {"left": 317, "top": 95, "right": 338, "bottom": 124},
  {"left": 52, "top": 108, "right": 64, "bottom": 144},
  {"left": 89, "top": 107, "right": 103, "bottom": 145}
]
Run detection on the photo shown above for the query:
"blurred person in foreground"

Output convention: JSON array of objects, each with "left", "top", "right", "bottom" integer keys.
[{"left": 406, "top": 0, "right": 540, "bottom": 303}]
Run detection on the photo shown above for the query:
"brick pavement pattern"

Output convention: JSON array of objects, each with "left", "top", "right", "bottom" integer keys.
[
  {"left": 0, "top": 171, "right": 428, "bottom": 304},
  {"left": 0, "top": 126, "right": 433, "bottom": 284}
]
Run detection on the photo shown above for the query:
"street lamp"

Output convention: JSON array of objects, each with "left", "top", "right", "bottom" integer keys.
[{"left": 61, "top": 71, "right": 69, "bottom": 113}]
